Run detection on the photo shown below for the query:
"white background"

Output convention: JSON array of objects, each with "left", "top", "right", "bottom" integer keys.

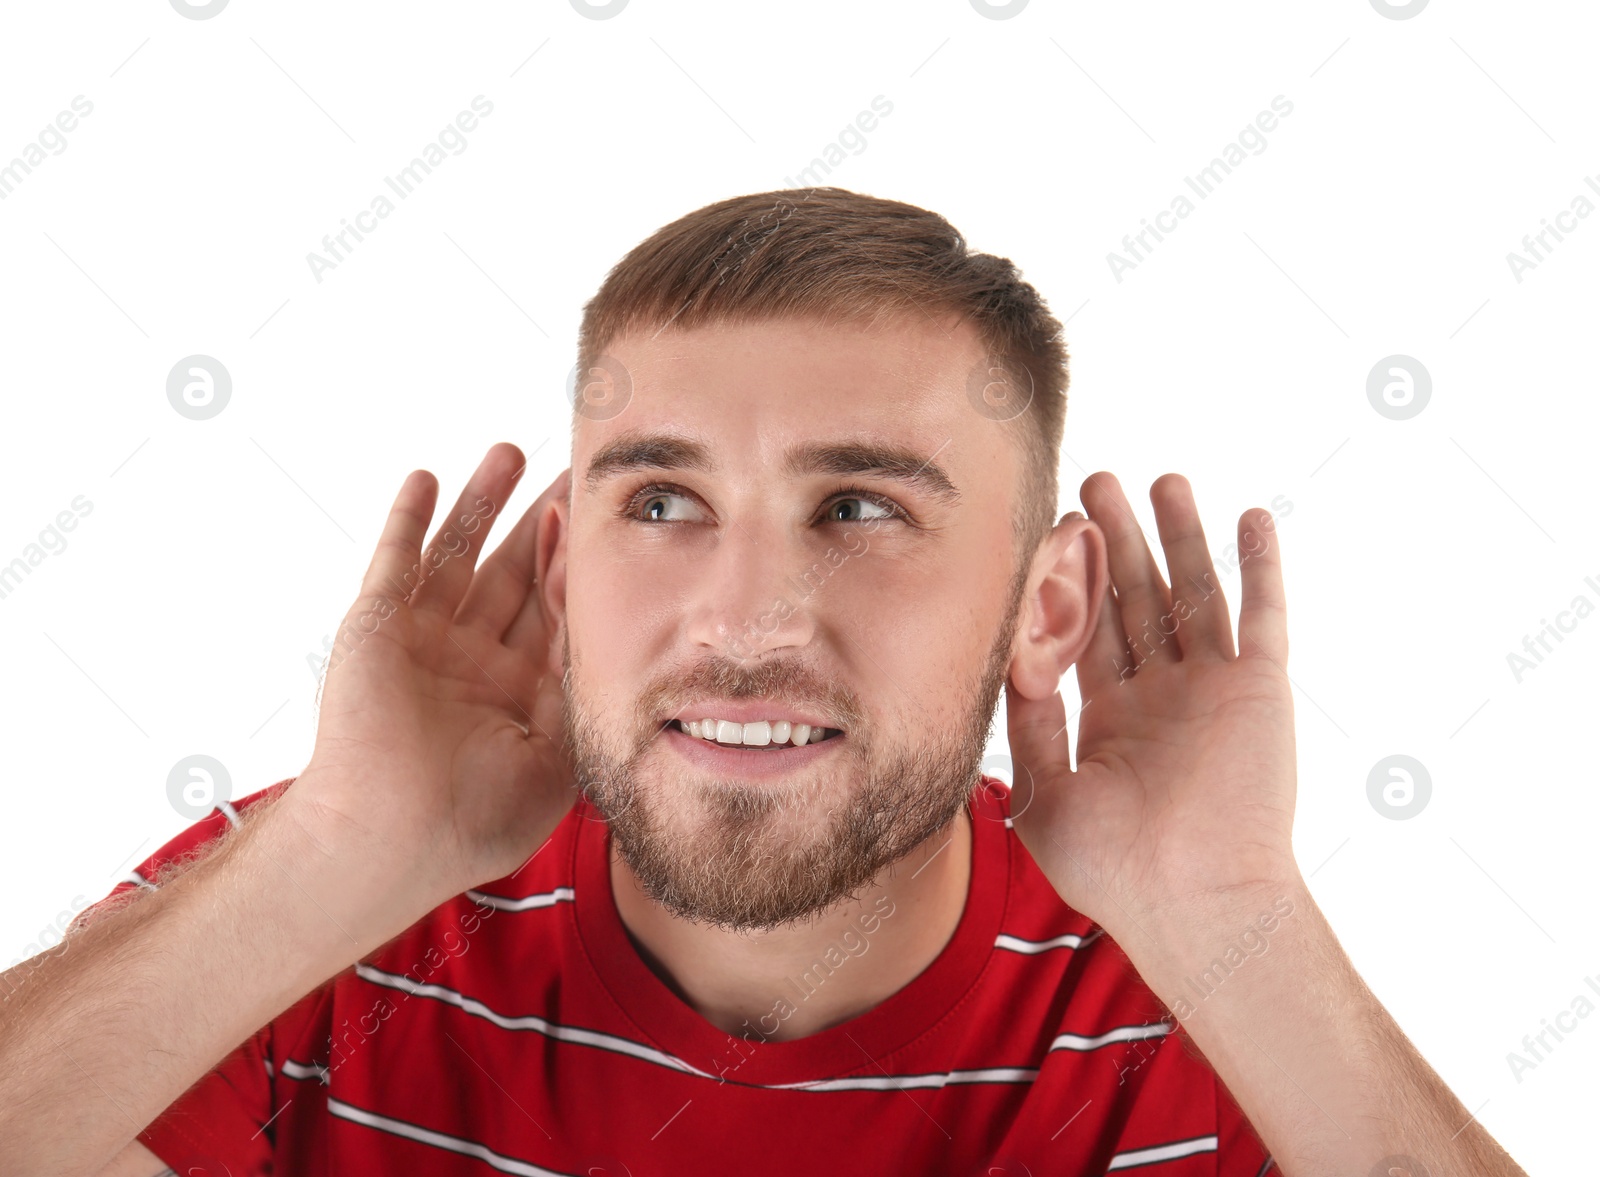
[{"left": 1, "top": 1, "right": 1593, "bottom": 1171}]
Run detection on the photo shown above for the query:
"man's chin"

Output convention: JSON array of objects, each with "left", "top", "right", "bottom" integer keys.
[
  {"left": 595, "top": 763, "right": 896, "bottom": 932},
  {"left": 616, "top": 755, "right": 841, "bottom": 846}
]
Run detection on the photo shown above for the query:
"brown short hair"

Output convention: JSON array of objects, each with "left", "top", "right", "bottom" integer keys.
[{"left": 574, "top": 186, "right": 1070, "bottom": 563}]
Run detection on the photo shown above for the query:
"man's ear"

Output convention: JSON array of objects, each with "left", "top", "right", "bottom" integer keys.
[
  {"left": 534, "top": 472, "right": 570, "bottom": 678},
  {"left": 1009, "top": 512, "right": 1110, "bottom": 700}
]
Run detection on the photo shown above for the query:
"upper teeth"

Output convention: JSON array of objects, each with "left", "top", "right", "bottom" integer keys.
[{"left": 679, "top": 719, "right": 829, "bottom": 746}]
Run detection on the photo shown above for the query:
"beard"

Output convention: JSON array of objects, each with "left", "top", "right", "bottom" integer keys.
[{"left": 561, "top": 567, "right": 1028, "bottom": 935}]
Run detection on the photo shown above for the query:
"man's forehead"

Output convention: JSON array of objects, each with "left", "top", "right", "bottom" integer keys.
[
  {"left": 575, "top": 315, "right": 994, "bottom": 468},
  {"left": 616, "top": 315, "right": 979, "bottom": 391}
]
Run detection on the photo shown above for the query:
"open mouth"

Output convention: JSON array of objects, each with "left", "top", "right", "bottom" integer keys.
[{"left": 665, "top": 718, "right": 844, "bottom": 750}]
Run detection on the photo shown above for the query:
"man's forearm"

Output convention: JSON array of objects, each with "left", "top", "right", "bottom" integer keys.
[
  {"left": 1120, "top": 875, "right": 1527, "bottom": 1177},
  {"left": 0, "top": 790, "right": 407, "bottom": 1177}
]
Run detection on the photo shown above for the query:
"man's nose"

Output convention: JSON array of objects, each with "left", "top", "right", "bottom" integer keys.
[{"left": 683, "top": 523, "right": 818, "bottom": 661}]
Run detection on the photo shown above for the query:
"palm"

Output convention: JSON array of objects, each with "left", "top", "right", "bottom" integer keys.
[
  {"left": 1008, "top": 473, "right": 1298, "bottom": 938},
  {"left": 316, "top": 611, "right": 560, "bottom": 865}
]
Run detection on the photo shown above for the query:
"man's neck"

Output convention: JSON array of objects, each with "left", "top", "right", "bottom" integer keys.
[{"left": 609, "top": 804, "right": 974, "bottom": 1042}]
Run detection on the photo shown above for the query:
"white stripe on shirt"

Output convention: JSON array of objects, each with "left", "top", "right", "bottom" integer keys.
[
  {"left": 328, "top": 1096, "right": 574, "bottom": 1177},
  {"left": 1050, "top": 1022, "right": 1172, "bottom": 1053},
  {"left": 771, "top": 1067, "right": 1040, "bottom": 1092},
  {"left": 353, "top": 963, "right": 719, "bottom": 1080},
  {"left": 465, "top": 886, "right": 575, "bottom": 912},
  {"left": 995, "top": 932, "right": 1086, "bottom": 954},
  {"left": 1107, "top": 1133, "right": 1219, "bottom": 1169}
]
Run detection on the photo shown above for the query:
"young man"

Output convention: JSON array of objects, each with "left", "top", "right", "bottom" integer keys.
[{"left": 0, "top": 189, "right": 1525, "bottom": 1177}]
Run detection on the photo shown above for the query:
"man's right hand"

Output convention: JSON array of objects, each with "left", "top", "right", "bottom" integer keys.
[{"left": 284, "top": 443, "right": 577, "bottom": 925}]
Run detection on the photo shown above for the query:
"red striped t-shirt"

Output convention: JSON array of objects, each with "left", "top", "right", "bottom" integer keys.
[{"left": 86, "top": 775, "right": 1275, "bottom": 1176}]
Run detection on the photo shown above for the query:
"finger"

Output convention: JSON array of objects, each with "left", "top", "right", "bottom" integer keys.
[
  {"left": 1236, "top": 507, "right": 1288, "bottom": 667},
  {"left": 458, "top": 463, "right": 574, "bottom": 639},
  {"left": 1080, "top": 472, "right": 1178, "bottom": 666},
  {"left": 1150, "top": 474, "right": 1234, "bottom": 660},
  {"left": 454, "top": 504, "right": 540, "bottom": 638},
  {"left": 410, "top": 442, "right": 527, "bottom": 618},
  {"left": 359, "top": 469, "right": 439, "bottom": 604}
]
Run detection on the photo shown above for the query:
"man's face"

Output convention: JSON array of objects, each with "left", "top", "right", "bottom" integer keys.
[{"left": 559, "top": 314, "right": 1032, "bottom": 934}]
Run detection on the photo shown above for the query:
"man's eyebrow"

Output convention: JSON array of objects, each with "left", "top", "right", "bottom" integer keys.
[
  {"left": 782, "top": 440, "right": 960, "bottom": 506},
  {"left": 584, "top": 432, "right": 716, "bottom": 490},
  {"left": 583, "top": 430, "right": 961, "bottom": 506}
]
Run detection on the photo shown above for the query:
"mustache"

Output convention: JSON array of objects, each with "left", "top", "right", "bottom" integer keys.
[{"left": 636, "top": 655, "right": 867, "bottom": 733}]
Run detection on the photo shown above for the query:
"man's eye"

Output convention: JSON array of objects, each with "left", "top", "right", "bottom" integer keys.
[
  {"left": 623, "top": 483, "right": 905, "bottom": 525},
  {"left": 823, "top": 496, "right": 895, "bottom": 523},
  {"left": 635, "top": 491, "right": 704, "bottom": 523}
]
